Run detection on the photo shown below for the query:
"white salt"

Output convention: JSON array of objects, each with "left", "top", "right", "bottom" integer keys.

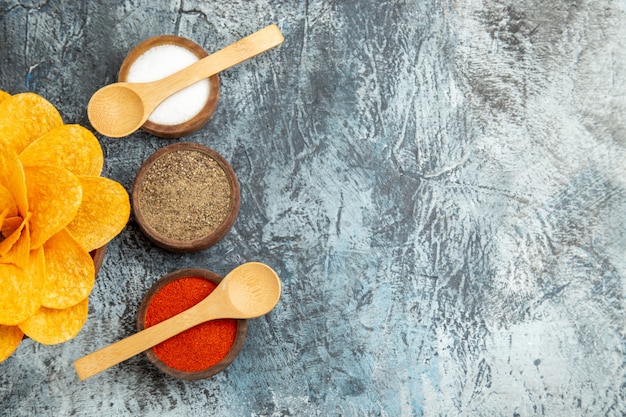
[{"left": 126, "top": 44, "right": 210, "bottom": 126}]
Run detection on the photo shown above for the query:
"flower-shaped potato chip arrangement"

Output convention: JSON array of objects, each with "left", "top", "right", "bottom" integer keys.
[{"left": 0, "top": 91, "right": 130, "bottom": 362}]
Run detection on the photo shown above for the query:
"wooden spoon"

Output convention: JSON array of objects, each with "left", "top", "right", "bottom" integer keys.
[
  {"left": 74, "top": 262, "right": 282, "bottom": 380},
  {"left": 88, "top": 24, "right": 284, "bottom": 137}
]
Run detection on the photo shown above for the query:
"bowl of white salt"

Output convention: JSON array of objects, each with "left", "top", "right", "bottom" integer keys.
[{"left": 118, "top": 35, "right": 219, "bottom": 138}]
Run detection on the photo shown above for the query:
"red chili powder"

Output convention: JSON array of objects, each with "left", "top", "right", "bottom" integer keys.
[{"left": 144, "top": 277, "right": 237, "bottom": 372}]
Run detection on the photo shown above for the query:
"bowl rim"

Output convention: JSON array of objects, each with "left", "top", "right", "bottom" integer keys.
[
  {"left": 118, "top": 34, "right": 220, "bottom": 138},
  {"left": 131, "top": 141, "right": 240, "bottom": 253},
  {"left": 136, "top": 267, "right": 248, "bottom": 380}
]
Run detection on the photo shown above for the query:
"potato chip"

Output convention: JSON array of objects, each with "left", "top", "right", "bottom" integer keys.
[
  {"left": 0, "top": 90, "right": 10, "bottom": 103},
  {"left": 2, "top": 216, "right": 23, "bottom": 238},
  {"left": 41, "top": 228, "right": 94, "bottom": 309},
  {"left": 0, "top": 207, "right": 10, "bottom": 229},
  {"left": 18, "top": 298, "right": 88, "bottom": 345},
  {"left": 0, "top": 92, "right": 63, "bottom": 154},
  {"left": 0, "top": 325, "right": 23, "bottom": 362},
  {"left": 0, "top": 183, "right": 18, "bottom": 217},
  {"left": 24, "top": 165, "right": 82, "bottom": 249},
  {"left": 0, "top": 252, "right": 45, "bottom": 326},
  {"left": 0, "top": 144, "right": 28, "bottom": 216},
  {"left": 0, "top": 213, "right": 29, "bottom": 258},
  {"left": 0, "top": 221, "right": 30, "bottom": 269},
  {"left": 19, "top": 124, "right": 104, "bottom": 176},
  {"left": 65, "top": 176, "right": 130, "bottom": 252}
]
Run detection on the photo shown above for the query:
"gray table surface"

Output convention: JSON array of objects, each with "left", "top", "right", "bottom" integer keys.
[{"left": 1, "top": 1, "right": 625, "bottom": 416}]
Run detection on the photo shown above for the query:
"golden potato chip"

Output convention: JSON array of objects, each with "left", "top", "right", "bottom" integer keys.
[
  {"left": 65, "top": 176, "right": 130, "bottom": 252},
  {"left": 0, "top": 221, "right": 30, "bottom": 269},
  {"left": 0, "top": 90, "right": 10, "bottom": 103},
  {"left": 24, "top": 165, "right": 82, "bottom": 249},
  {"left": 0, "top": 207, "right": 10, "bottom": 229},
  {"left": 0, "top": 325, "right": 23, "bottom": 362},
  {"left": 0, "top": 183, "right": 18, "bottom": 217},
  {"left": 41, "top": 228, "right": 94, "bottom": 309},
  {"left": 0, "top": 92, "right": 63, "bottom": 154},
  {"left": 18, "top": 298, "right": 88, "bottom": 345},
  {"left": 19, "top": 124, "right": 104, "bottom": 176},
  {"left": 0, "top": 253, "right": 45, "bottom": 326},
  {"left": 0, "top": 144, "right": 28, "bottom": 216},
  {"left": 2, "top": 216, "right": 23, "bottom": 238},
  {"left": 0, "top": 213, "right": 29, "bottom": 258}
]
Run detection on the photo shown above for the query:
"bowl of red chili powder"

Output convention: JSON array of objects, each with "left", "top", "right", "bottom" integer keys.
[{"left": 137, "top": 268, "right": 247, "bottom": 380}]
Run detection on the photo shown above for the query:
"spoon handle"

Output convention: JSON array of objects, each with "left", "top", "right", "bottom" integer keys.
[
  {"left": 144, "top": 24, "right": 284, "bottom": 108},
  {"left": 73, "top": 299, "right": 217, "bottom": 380}
]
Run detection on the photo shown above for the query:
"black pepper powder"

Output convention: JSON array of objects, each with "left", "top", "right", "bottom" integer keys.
[{"left": 138, "top": 149, "right": 231, "bottom": 241}]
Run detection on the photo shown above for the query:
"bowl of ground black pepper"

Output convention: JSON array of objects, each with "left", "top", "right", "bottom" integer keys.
[
  {"left": 118, "top": 35, "right": 219, "bottom": 138},
  {"left": 132, "top": 142, "right": 240, "bottom": 253},
  {"left": 137, "top": 268, "right": 247, "bottom": 380}
]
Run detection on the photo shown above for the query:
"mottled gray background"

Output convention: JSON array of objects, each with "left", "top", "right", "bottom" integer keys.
[{"left": 1, "top": 1, "right": 625, "bottom": 416}]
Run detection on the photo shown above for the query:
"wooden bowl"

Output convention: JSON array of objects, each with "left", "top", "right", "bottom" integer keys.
[
  {"left": 136, "top": 268, "right": 247, "bottom": 380},
  {"left": 132, "top": 142, "right": 240, "bottom": 253},
  {"left": 118, "top": 35, "right": 219, "bottom": 138},
  {"left": 90, "top": 246, "right": 107, "bottom": 276}
]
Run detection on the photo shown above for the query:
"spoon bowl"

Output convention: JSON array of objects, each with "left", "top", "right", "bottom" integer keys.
[
  {"left": 220, "top": 262, "right": 282, "bottom": 317},
  {"left": 88, "top": 24, "right": 283, "bottom": 137},
  {"left": 73, "top": 262, "right": 281, "bottom": 380},
  {"left": 87, "top": 84, "right": 146, "bottom": 137}
]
